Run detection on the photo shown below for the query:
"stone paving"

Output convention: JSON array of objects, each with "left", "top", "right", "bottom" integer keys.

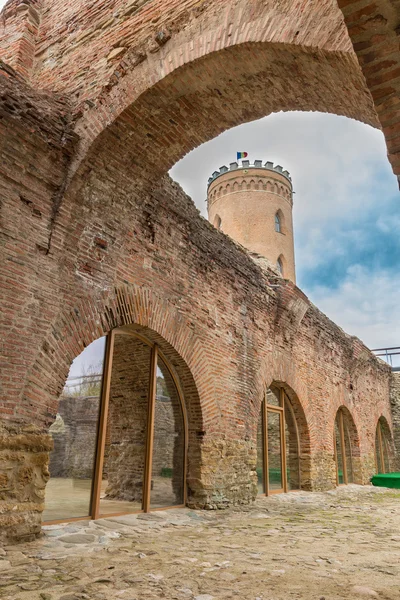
[{"left": 1, "top": 485, "right": 400, "bottom": 600}]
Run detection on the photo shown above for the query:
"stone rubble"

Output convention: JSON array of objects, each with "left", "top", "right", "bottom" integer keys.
[{"left": 0, "top": 485, "right": 399, "bottom": 599}]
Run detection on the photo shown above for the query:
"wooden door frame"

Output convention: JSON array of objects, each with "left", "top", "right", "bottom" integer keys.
[{"left": 43, "top": 326, "right": 189, "bottom": 525}]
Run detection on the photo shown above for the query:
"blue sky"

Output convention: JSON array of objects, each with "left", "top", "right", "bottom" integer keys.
[{"left": 170, "top": 112, "right": 400, "bottom": 360}]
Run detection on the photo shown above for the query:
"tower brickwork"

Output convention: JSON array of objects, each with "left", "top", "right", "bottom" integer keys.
[{"left": 207, "top": 160, "right": 296, "bottom": 283}]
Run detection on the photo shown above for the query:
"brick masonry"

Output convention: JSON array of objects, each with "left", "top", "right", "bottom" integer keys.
[{"left": 0, "top": 0, "right": 398, "bottom": 542}]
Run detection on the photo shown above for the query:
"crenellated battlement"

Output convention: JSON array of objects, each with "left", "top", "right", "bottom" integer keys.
[
  {"left": 207, "top": 160, "right": 292, "bottom": 188},
  {"left": 207, "top": 163, "right": 293, "bottom": 207}
]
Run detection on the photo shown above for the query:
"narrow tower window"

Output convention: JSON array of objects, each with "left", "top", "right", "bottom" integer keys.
[
  {"left": 275, "top": 212, "right": 281, "bottom": 233},
  {"left": 213, "top": 215, "right": 222, "bottom": 230},
  {"left": 277, "top": 257, "right": 284, "bottom": 276}
]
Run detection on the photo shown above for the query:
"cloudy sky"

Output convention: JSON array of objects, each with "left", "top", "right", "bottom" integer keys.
[{"left": 171, "top": 111, "right": 400, "bottom": 364}]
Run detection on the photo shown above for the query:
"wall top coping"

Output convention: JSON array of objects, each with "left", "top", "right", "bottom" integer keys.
[{"left": 207, "top": 160, "right": 292, "bottom": 189}]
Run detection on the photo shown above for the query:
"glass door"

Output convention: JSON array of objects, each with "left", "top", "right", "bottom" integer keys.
[
  {"left": 334, "top": 409, "right": 354, "bottom": 485},
  {"left": 45, "top": 327, "right": 188, "bottom": 524},
  {"left": 266, "top": 408, "right": 285, "bottom": 494},
  {"left": 258, "top": 386, "right": 302, "bottom": 496}
]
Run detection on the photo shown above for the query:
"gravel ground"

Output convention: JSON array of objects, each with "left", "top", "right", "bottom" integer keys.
[{"left": 2, "top": 485, "right": 400, "bottom": 600}]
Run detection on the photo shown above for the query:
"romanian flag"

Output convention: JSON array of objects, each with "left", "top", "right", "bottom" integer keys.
[{"left": 237, "top": 152, "right": 248, "bottom": 160}]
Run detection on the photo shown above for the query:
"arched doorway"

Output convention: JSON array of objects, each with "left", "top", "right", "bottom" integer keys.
[
  {"left": 375, "top": 417, "right": 393, "bottom": 474},
  {"left": 334, "top": 407, "right": 358, "bottom": 485},
  {"left": 257, "top": 385, "right": 304, "bottom": 495},
  {"left": 43, "top": 326, "right": 187, "bottom": 523}
]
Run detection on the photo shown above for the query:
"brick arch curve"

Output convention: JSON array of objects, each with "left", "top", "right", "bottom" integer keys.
[
  {"left": 333, "top": 404, "right": 363, "bottom": 484},
  {"left": 334, "top": 405, "right": 361, "bottom": 453},
  {"left": 254, "top": 353, "right": 315, "bottom": 490},
  {"left": 328, "top": 400, "right": 361, "bottom": 450},
  {"left": 59, "top": 0, "right": 380, "bottom": 196},
  {"left": 376, "top": 414, "right": 393, "bottom": 438},
  {"left": 22, "top": 284, "right": 221, "bottom": 433},
  {"left": 375, "top": 415, "right": 396, "bottom": 470},
  {"left": 66, "top": 40, "right": 379, "bottom": 193},
  {"left": 254, "top": 350, "right": 314, "bottom": 446},
  {"left": 62, "top": 0, "right": 364, "bottom": 167}
]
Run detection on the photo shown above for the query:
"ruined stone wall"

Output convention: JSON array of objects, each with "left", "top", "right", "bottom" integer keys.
[
  {"left": 0, "top": 0, "right": 380, "bottom": 188},
  {"left": 0, "top": 422, "right": 52, "bottom": 544},
  {"left": 337, "top": 0, "right": 400, "bottom": 184},
  {"left": 104, "top": 335, "right": 151, "bottom": 502},
  {"left": 0, "top": 1, "right": 43, "bottom": 79},
  {"left": 1, "top": 0, "right": 352, "bottom": 95},
  {"left": 152, "top": 398, "right": 176, "bottom": 474},
  {"left": 48, "top": 396, "right": 100, "bottom": 479},
  {"left": 103, "top": 333, "right": 185, "bottom": 504}
]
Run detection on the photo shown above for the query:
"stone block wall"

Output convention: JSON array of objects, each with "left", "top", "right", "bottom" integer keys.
[
  {"left": 48, "top": 396, "right": 100, "bottom": 479},
  {"left": 104, "top": 335, "right": 151, "bottom": 502},
  {"left": 0, "top": 422, "right": 52, "bottom": 544}
]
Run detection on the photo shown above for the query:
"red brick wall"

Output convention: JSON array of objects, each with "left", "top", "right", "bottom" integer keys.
[
  {"left": 0, "top": 1, "right": 43, "bottom": 79},
  {"left": 0, "top": 80, "right": 392, "bottom": 479},
  {"left": 337, "top": 0, "right": 400, "bottom": 183},
  {"left": 1, "top": 0, "right": 379, "bottom": 184}
]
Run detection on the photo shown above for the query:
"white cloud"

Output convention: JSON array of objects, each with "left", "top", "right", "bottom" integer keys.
[
  {"left": 308, "top": 265, "right": 400, "bottom": 364},
  {"left": 170, "top": 111, "right": 395, "bottom": 219}
]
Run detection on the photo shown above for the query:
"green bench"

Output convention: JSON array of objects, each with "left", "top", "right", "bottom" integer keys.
[{"left": 370, "top": 473, "right": 400, "bottom": 489}]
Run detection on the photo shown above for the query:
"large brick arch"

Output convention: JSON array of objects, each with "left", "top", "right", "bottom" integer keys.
[
  {"left": 68, "top": 40, "right": 378, "bottom": 188},
  {"left": 22, "top": 284, "right": 220, "bottom": 432},
  {"left": 0, "top": 0, "right": 388, "bottom": 198},
  {"left": 332, "top": 405, "right": 363, "bottom": 483},
  {"left": 256, "top": 350, "right": 313, "bottom": 450},
  {"left": 337, "top": 0, "right": 400, "bottom": 183}
]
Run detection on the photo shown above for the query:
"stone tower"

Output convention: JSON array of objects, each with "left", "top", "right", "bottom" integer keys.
[{"left": 207, "top": 160, "right": 296, "bottom": 283}]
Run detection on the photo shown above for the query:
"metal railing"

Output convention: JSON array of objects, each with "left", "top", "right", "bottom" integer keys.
[{"left": 371, "top": 347, "right": 400, "bottom": 370}]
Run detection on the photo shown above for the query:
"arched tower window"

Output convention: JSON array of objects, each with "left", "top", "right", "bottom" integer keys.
[
  {"left": 213, "top": 214, "right": 222, "bottom": 230},
  {"left": 276, "top": 256, "right": 284, "bottom": 276},
  {"left": 275, "top": 212, "right": 281, "bottom": 233}
]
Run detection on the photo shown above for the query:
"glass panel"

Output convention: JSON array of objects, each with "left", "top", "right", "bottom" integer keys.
[
  {"left": 380, "top": 422, "right": 391, "bottom": 473},
  {"left": 343, "top": 421, "right": 354, "bottom": 483},
  {"left": 44, "top": 336, "right": 106, "bottom": 521},
  {"left": 257, "top": 404, "right": 264, "bottom": 494},
  {"left": 266, "top": 388, "right": 281, "bottom": 407},
  {"left": 375, "top": 426, "right": 383, "bottom": 473},
  {"left": 383, "top": 439, "right": 391, "bottom": 473},
  {"left": 99, "top": 334, "right": 151, "bottom": 515},
  {"left": 150, "top": 357, "right": 185, "bottom": 508},
  {"left": 335, "top": 417, "right": 344, "bottom": 484},
  {"left": 267, "top": 410, "right": 283, "bottom": 490},
  {"left": 284, "top": 396, "right": 300, "bottom": 490}
]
